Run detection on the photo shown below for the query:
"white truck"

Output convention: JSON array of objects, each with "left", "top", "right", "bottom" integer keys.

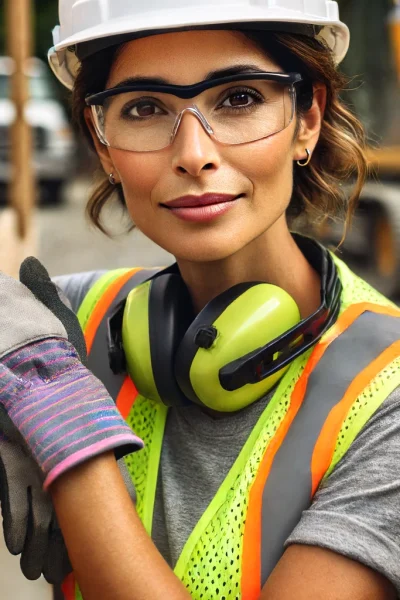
[{"left": 0, "top": 56, "right": 76, "bottom": 204}]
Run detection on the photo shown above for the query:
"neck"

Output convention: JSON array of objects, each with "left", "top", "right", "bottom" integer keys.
[{"left": 176, "top": 219, "right": 321, "bottom": 318}]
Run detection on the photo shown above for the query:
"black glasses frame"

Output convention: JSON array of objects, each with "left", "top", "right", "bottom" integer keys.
[{"left": 85, "top": 72, "right": 303, "bottom": 106}]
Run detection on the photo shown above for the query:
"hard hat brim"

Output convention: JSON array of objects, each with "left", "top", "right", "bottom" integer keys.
[
  {"left": 49, "top": 5, "right": 350, "bottom": 89},
  {"left": 55, "top": 6, "right": 349, "bottom": 58}
]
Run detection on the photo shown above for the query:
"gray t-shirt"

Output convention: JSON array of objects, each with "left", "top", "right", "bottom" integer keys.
[{"left": 54, "top": 271, "right": 400, "bottom": 595}]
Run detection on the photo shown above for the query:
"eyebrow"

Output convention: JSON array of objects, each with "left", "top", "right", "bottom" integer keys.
[{"left": 112, "top": 64, "right": 270, "bottom": 89}]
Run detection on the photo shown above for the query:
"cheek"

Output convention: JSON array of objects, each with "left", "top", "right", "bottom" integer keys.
[
  {"left": 110, "top": 148, "right": 163, "bottom": 208},
  {"left": 230, "top": 131, "right": 295, "bottom": 210},
  {"left": 237, "top": 136, "right": 293, "bottom": 188}
]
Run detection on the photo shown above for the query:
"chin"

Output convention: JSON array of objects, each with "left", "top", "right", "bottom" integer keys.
[
  {"left": 174, "top": 247, "right": 237, "bottom": 263},
  {"left": 158, "top": 232, "right": 254, "bottom": 263}
]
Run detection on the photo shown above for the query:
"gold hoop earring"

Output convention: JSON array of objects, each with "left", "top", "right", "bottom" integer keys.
[
  {"left": 108, "top": 173, "right": 116, "bottom": 185},
  {"left": 297, "top": 149, "right": 311, "bottom": 167}
]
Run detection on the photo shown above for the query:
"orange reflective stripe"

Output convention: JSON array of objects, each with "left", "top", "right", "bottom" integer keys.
[
  {"left": 311, "top": 338, "right": 400, "bottom": 495},
  {"left": 324, "top": 302, "right": 400, "bottom": 344},
  {"left": 116, "top": 376, "right": 139, "bottom": 419},
  {"left": 241, "top": 359, "right": 310, "bottom": 599},
  {"left": 241, "top": 312, "right": 342, "bottom": 598},
  {"left": 84, "top": 268, "right": 143, "bottom": 353},
  {"left": 241, "top": 301, "right": 400, "bottom": 597},
  {"left": 306, "top": 303, "right": 400, "bottom": 370},
  {"left": 308, "top": 303, "right": 400, "bottom": 494},
  {"left": 61, "top": 573, "right": 75, "bottom": 600}
]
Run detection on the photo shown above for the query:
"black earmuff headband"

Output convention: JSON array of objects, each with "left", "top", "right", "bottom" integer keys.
[
  {"left": 219, "top": 237, "right": 342, "bottom": 390},
  {"left": 107, "top": 262, "right": 181, "bottom": 376}
]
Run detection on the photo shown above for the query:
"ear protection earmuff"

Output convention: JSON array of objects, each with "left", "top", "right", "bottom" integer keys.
[{"left": 107, "top": 236, "right": 342, "bottom": 412}]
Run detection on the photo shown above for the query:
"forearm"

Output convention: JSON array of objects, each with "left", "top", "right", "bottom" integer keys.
[{"left": 50, "top": 452, "right": 191, "bottom": 600}]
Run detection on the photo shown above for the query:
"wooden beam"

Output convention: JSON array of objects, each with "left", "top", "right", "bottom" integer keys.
[
  {"left": 1, "top": 0, "right": 37, "bottom": 276},
  {"left": 5, "top": 0, "right": 36, "bottom": 239},
  {"left": 366, "top": 146, "right": 400, "bottom": 173}
]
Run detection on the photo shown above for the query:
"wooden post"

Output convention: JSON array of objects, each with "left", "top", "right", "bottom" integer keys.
[
  {"left": 1, "top": 0, "right": 37, "bottom": 276},
  {"left": 389, "top": 0, "right": 400, "bottom": 83}
]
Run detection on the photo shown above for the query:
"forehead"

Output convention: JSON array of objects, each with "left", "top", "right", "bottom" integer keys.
[{"left": 107, "top": 30, "right": 279, "bottom": 86}]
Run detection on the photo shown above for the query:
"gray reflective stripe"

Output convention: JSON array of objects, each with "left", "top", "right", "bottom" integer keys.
[
  {"left": 260, "top": 310, "right": 400, "bottom": 585},
  {"left": 87, "top": 269, "right": 159, "bottom": 401}
]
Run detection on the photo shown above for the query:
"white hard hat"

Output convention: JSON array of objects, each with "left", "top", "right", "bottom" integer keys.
[{"left": 48, "top": 0, "right": 350, "bottom": 90}]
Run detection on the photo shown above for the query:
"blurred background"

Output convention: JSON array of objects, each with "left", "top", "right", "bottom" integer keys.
[
  {"left": 0, "top": 0, "right": 173, "bottom": 284},
  {"left": 0, "top": 1, "right": 400, "bottom": 598}
]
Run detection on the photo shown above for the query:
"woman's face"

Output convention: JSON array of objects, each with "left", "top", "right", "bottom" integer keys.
[{"left": 91, "top": 30, "right": 318, "bottom": 262}]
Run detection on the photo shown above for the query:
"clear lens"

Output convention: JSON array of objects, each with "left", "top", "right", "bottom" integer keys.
[{"left": 92, "top": 79, "right": 296, "bottom": 152}]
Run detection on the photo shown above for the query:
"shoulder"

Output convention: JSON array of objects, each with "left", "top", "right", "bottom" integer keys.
[
  {"left": 52, "top": 271, "right": 107, "bottom": 314},
  {"left": 286, "top": 385, "right": 400, "bottom": 594}
]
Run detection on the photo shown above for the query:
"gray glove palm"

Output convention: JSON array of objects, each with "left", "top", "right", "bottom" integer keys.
[
  {"left": 0, "top": 261, "right": 72, "bottom": 583},
  {"left": 0, "top": 414, "right": 135, "bottom": 584},
  {"left": 0, "top": 417, "right": 70, "bottom": 583}
]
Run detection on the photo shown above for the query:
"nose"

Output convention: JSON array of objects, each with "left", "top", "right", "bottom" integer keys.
[{"left": 171, "top": 109, "right": 221, "bottom": 177}]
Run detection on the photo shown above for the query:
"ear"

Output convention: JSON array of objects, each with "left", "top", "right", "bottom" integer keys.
[
  {"left": 293, "top": 85, "right": 327, "bottom": 163},
  {"left": 84, "top": 107, "right": 118, "bottom": 181}
]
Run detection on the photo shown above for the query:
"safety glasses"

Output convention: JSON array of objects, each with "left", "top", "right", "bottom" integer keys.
[{"left": 86, "top": 72, "right": 303, "bottom": 152}]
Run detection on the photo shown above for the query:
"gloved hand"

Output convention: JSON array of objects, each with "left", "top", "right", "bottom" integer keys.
[
  {"left": 0, "top": 413, "right": 71, "bottom": 583},
  {"left": 0, "top": 413, "right": 135, "bottom": 584},
  {"left": 0, "top": 259, "right": 143, "bottom": 487},
  {"left": 0, "top": 259, "right": 143, "bottom": 581},
  {"left": 0, "top": 264, "right": 73, "bottom": 583}
]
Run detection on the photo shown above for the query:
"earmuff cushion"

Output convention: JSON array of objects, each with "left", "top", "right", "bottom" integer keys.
[
  {"left": 175, "top": 282, "right": 258, "bottom": 404},
  {"left": 149, "top": 274, "right": 194, "bottom": 407}
]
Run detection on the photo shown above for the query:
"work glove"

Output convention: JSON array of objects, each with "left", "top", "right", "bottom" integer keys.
[
  {"left": 0, "top": 412, "right": 70, "bottom": 583},
  {"left": 0, "top": 259, "right": 143, "bottom": 582},
  {"left": 19, "top": 257, "right": 138, "bottom": 500},
  {"left": 0, "top": 417, "right": 135, "bottom": 583}
]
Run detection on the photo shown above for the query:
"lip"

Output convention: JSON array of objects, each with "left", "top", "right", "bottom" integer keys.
[
  {"left": 165, "top": 193, "right": 239, "bottom": 208},
  {"left": 163, "top": 194, "right": 241, "bottom": 223}
]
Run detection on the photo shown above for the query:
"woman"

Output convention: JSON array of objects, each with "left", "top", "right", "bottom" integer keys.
[{"left": 1, "top": 1, "right": 400, "bottom": 599}]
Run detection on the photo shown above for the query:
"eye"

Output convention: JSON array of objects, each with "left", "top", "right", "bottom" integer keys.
[
  {"left": 220, "top": 88, "right": 263, "bottom": 109},
  {"left": 123, "top": 100, "right": 165, "bottom": 119}
]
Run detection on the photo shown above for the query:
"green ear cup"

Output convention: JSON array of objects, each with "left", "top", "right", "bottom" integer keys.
[
  {"left": 177, "top": 283, "right": 300, "bottom": 412},
  {"left": 122, "top": 280, "right": 162, "bottom": 403},
  {"left": 123, "top": 277, "right": 300, "bottom": 411}
]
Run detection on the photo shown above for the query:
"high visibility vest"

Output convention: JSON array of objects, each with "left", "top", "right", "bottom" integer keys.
[{"left": 62, "top": 258, "right": 400, "bottom": 600}]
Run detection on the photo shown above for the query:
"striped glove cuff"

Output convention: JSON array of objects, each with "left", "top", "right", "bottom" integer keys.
[{"left": 0, "top": 338, "right": 143, "bottom": 489}]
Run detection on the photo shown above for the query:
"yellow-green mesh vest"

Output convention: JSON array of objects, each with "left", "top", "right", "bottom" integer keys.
[{"left": 72, "top": 257, "right": 400, "bottom": 600}]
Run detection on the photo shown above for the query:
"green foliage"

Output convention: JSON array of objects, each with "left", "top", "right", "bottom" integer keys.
[
  {"left": 0, "top": 0, "right": 59, "bottom": 60},
  {"left": 339, "top": 0, "right": 397, "bottom": 143}
]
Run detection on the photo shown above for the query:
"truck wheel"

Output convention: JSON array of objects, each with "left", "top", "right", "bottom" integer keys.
[{"left": 362, "top": 183, "right": 400, "bottom": 298}]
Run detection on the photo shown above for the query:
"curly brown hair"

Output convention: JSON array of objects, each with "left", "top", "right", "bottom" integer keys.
[{"left": 71, "top": 30, "right": 369, "bottom": 237}]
